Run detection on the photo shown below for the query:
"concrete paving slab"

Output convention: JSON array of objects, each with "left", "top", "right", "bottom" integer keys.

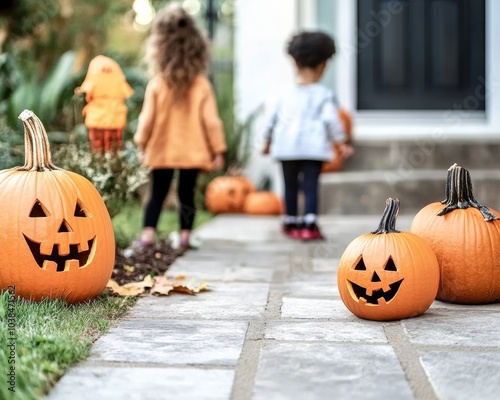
[
  {"left": 308, "top": 238, "right": 351, "bottom": 259},
  {"left": 419, "top": 350, "right": 500, "bottom": 400},
  {"left": 168, "top": 262, "right": 274, "bottom": 282},
  {"left": 130, "top": 282, "right": 270, "bottom": 320},
  {"left": 194, "top": 215, "right": 281, "bottom": 242},
  {"left": 89, "top": 319, "right": 248, "bottom": 365},
  {"left": 241, "top": 242, "right": 299, "bottom": 256},
  {"left": 281, "top": 297, "right": 355, "bottom": 320},
  {"left": 282, "top": 272, "right": 339, "bottom": 297},
  {"left": 48, "top": 367, "right": 234, "bottom": 400},
  {"left": 253, "top": 343, "right": 413, "bottom": 400},
  {"left": 176, "top": 252, "right": 239, "bottom": 263},
  {"left": 48, "top": 213, "right": 500, "bottom": 399},
  {"left": 265, "top": 321, "right": 388, "bottom": 343},
  {"left": 403, "top": 310, "right": 500, "bottom": 346},
  {"left": 429, "top": 299, "right": 500, "bottom": 311},
  {"left": 311, "top": 257, "right": 340, "bottom": 272},
  {"left": 233, "top": 254, "right": 290, "bottom": 268}
]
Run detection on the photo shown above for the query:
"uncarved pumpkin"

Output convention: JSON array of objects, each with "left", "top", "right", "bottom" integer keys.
[
  {"left": 410, "top": 163, "right": 500, "bottom": 304},
  {"left": 337, "top": 198, "right": 439, "bottom": 321},
  {"left": 0, "top": 110, "right": 115, "bottom": 303},
  {"left": 322, "top": 107, "right": 353, "bottom": 173},
  {"left": 243, "top": 191, "right": 283, "bottom": 215},
  {"left": 205, "top": 176, "right": 255, "bottom": 214}
]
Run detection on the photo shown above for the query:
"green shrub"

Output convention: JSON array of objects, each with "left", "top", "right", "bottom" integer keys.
[
  {"left": 52, "top": 141, "right": 149, "bottom": 218},
  {"left": 0, "top": 116, "right": 24, "bottom": 170}
]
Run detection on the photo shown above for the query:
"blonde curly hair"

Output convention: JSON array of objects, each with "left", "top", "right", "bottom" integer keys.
[{"left": 145, "top": 4, "right": 209, "bottom": 100}]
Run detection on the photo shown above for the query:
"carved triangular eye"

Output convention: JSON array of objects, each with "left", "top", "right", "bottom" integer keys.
[
  {"left": 74, "top": 200, "right": 91, "bottom": 217},
  {"left": 30, "top": 200, "right": 49, "bottom": 217},
  {"left": 58, "top": 219, "right": 73, "bottom": 233},
  {"left": 354, "top": 257, "right": 366, "bottom": 270},
  {"left": 384, "top": 257, "right": 397, "bottom": 271}
]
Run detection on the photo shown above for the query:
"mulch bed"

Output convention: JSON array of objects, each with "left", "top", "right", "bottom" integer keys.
[{"left": 112, "top": 239, "right": 179, "bottom": 285}]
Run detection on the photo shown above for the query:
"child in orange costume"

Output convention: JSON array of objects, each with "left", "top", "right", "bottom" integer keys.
[{"left": 76, "top": 55, "right": 134, "bottom": 153}]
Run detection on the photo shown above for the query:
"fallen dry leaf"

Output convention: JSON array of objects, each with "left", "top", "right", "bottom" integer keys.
[
  {"left": 107, "top": 275, "right": 155, "bottom": 296},
  {"left": 123, "top": 265, "right": 135, "bottom": 273},
  {"left": 150, "top": 275, "right": 175, "bottom": 296},
  {"left": 151, "top": 275, "right": 209, "bottom": 296}
]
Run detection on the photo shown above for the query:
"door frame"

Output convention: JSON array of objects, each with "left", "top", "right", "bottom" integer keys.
[{"left": 333, "top": 0, "right": 500, "bottom": 140}]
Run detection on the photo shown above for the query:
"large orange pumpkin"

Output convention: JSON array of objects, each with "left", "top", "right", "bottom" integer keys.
[
  {"left": 337, "top": 198, "right": 439, "bottom": 321},
  {"left": 0, "top": 110, "right": 115, "bottom": 303},
  {"left": 243, "top": 191, "right": 283, "bottom": 215},
  {"left": 205, "top": 176, "right": 255, "bottom": 213},
  {"left": 322, "top": 107, "right": 353, "bottom": 173},
  {"left": 410, "top": 163, "right": 500, "bottom": 304}
]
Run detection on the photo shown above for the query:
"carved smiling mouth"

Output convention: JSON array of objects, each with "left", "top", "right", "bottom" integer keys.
[
  {"left": 24, "top": 235, "right": 95, "bottom": 272},
  {"left": 348, "top": 279, "right": 404, "bottom": 305}
]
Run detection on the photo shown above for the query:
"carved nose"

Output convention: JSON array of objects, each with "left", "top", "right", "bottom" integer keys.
[
  {"left": 371, "top": 271, "right": 381, "bottom": 282},
  {"left": 58, "top": 219, "right": 73, "bottom": 233}
]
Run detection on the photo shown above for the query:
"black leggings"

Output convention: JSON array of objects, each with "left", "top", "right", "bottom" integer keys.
[
  {"left": 281, "top": 160, "right": 323, "bottom": 216},
  {"left": 144, "top": 168, "right": 199, "bottom": 230}
]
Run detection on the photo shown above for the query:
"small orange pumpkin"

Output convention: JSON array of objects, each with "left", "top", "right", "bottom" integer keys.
[
  {"left": 410, "top": 163, "right": 500, "bottom": 304},
  {"left": 0, "top": 110, "right": 115, "bottom": 303},
  {"left": 337, "top": 198, "right": 439, "bottom": 321},
  {"left": 243, "top": 191, "right": 283, "bottom": 215},
  {"left": 205, "top": 176, "right": 255, "bottom": 214},
  {"left": 322, "top": 107, "right": 353, "bottom": 173}
]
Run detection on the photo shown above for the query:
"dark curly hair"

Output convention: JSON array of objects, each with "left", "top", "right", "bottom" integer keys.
[
  {"left": 145, "top": 4, "right": 209, "bottom": 99},
  {"left": 287, "top": 31, "right": 336, "bottom": 68}
]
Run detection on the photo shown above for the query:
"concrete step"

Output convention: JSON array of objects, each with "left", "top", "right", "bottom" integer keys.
[
  {"left": 319, "top": 169, "right": 500, "bottom": 215},
  {"left": 343, "top": 140, "right": 500, "bottom": 171}
]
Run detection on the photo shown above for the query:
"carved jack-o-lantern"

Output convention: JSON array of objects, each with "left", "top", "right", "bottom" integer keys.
[
  {"left": 337, "top": 198, "right": 439, "bottom": 321},
  {"left": 0, "top": 110, "right": 115, "bottom": 303},
  {"left": 205, "top": 176, "right": 255, "bottom": 214}
]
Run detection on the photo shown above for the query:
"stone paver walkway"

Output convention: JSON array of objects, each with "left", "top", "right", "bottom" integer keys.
[{"left": 48, "top": 215, "right": 500, "bottom": 400}]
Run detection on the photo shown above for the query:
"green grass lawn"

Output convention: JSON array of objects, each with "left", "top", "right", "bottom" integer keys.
[
  {"left": 0, "top": 203, "right": 214, "bottom": 399},
  {"left": 112, "top": 201, "right": 214, "bottom": 248},
  {"left": 0, "top": 293, "right": 136, "bottom": 399}
]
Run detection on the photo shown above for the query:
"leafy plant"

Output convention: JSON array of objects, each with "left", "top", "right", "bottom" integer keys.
[
  {"left": 52, "top": 141, "right": 149, "bottom": 218},
  {"left": 1, "top": 50, "right": 78, "bottom": 131},
  {"left": 0, "top": 116, "right": 23, "bottom": 170},
  {"left": 1, "top": 0, "right": 132, "bottom": 79}
]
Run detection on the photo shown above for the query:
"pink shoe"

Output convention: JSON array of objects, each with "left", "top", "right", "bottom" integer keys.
[
  {"left": 281, "top": 223, "right": 302, "bottom": 239},
  {"left": 300, "top": 223, "right": 325, "bottom": 241}
]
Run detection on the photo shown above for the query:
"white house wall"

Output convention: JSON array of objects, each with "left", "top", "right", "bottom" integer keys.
[
  {"left": 234, "top": 0, "right": 298, "bottom": 188},
  {"left": 334, "top": 0, "right": 500, "bottom": 140},
  {"left": 234, "top": 0, "right": 500, "bottom": 190}
]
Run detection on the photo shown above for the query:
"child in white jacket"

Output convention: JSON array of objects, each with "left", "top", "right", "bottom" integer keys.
[{"left": 262, "top": 31, "right": 353, "bottom": 240}]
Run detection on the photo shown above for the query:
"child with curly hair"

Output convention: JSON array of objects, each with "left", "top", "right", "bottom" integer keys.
[
  {"left": 133, "top": 4, "right": 227, "bottom": 253},
  {"left": 262, "top": 31, "right": 353, "bottom": 240}
]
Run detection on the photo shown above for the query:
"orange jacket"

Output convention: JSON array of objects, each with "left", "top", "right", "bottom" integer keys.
[
  {"left": 134, "top": 75, "right": 227, "bottom": 171},
  {"left": 79, "top": 55, "right": 134, "bottom": 129}
]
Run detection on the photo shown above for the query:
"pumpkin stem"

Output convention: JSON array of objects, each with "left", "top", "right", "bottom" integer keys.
[
  {"left": 438, "top": 163, "right": 497, "bottom": 221},
  {"left": 372, "top": 197, "right": 401, "bottom": 234},
  {"left": 16, "top": 110, "right": 60, "bottom": 172}
]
